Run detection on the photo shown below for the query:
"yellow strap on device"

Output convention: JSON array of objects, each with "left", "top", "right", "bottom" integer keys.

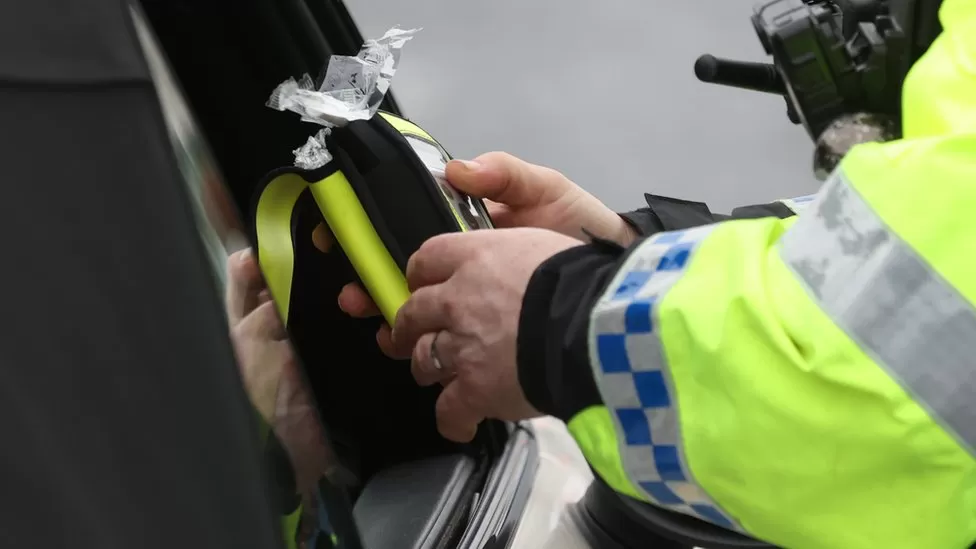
[{"left": 307, "top": 170, "right": 410, "bottom": 326}]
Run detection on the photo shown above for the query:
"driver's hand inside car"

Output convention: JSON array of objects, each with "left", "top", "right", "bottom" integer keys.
[
  {"left": 225, "top": 247, "right": 332, "bottom": 494},
  {"left": 226, "top": 248, "right": 287, "bottom": 419}
]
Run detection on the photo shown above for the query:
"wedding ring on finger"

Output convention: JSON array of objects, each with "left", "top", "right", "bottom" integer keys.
[{"left": 430, "top": 331, "right": 445, "bottom": 371}]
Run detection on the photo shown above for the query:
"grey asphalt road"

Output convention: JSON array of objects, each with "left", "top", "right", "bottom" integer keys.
[{"left": 346, "top": 0, "right": 822, "bottom": 213}]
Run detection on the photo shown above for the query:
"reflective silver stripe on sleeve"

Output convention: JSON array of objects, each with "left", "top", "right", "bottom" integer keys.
[{"left": 778, "top": 170, "right": 976, "bottom": 456}]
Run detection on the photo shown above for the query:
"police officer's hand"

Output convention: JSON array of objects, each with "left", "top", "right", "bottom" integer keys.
[
  {"left": 390, "top": 227, "right": 582, "bottom": 442},
  {"left": 444, "top": 152, "right": 637, "bottom": 244},
  {"left": 338, "top": 152, "right": 636, "bottom": 357}
]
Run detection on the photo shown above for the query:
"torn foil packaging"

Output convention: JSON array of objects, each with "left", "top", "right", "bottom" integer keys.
[
  {"left": 293, "top": 128, "right": 334, "bottom": 171},
  {"left": 267, "top": 26, "right": 420, "bottom": 169}
]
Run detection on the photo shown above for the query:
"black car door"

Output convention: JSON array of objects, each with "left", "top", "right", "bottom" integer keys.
[{"left": 0, "top": 2, "right": 284, "bottom": 549}]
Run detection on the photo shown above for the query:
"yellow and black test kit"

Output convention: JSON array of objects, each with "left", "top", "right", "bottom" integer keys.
[{"left": 252, "top": 112, "right": 494, "bottom": 326}]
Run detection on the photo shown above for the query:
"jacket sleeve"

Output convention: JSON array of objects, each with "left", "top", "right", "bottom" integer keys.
[
  {"left": 517, "top": 194, "right": 809, "bottom": 423},
  {"left": 518, "top": 4, "right": 976, "bottom": 547},
  {"left": 519, "top": 84, "right": 976, "bottom": 549},
  {"left": 618, "top": 193, "right": 803, "bottom": 237},
  {"left": 518, "top": 165, "right": 975, "bottom": 549},
  {"left": 515, "top": 197, "right": 810, "bottom": 531}
]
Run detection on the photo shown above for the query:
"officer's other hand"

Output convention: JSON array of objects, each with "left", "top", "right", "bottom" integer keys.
[
  {"left": 390, "top": 227, "right": 581, "bottom": 442},
  {"left": 447, "top": 152, "right": 638, "bottom": 246}
]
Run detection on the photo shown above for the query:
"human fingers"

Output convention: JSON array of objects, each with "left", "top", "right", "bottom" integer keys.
[
  {"left": 405, "top": 232, "right": 487, "bottom": 291},
  {"left": 391, "top": 285, "right": 451, "bottom": 357},
  {"left": 483, "top": 200, "right": 517, "bottom": 228},
  {"left": 410, "top": 331, "right": 456, "bottom": 387},
  {"left": 375, "top": 324, "right": 407, "bottom": 360},
  {"left": 337, "top": 283, "right": 406, "bottom": 359},
  {"left": 235, "top": 300, "right": 288, "bottom": 341},
  {"left": 435, "top": 380, "right": 483, "bottom": 443},
  {"left": 311, "top": 222, "right": 334, "bottom": 254},
  {"left": 226, "top": 248, "right": 265, "bottom": 326},
  {"left": 338, "top": 283, "right": 381, "bottom": 318},
  {"left": 444, "top": 152, "right": 566, "bottom": 208},
  {"left": 238, "top": 343, "right": 288, "bottom": 421}
]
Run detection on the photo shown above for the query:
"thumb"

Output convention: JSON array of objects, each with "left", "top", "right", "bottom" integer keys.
[
  {"left": 445, "top": 152, "right": 566, "bottom": 209},
  {"left": 226, "top": 248, "right": 265, "bottom": 326}
]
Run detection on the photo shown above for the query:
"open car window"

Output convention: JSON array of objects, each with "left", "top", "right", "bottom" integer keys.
[{"left": 131, "top": 6, "right": 361, "bottom": 549}]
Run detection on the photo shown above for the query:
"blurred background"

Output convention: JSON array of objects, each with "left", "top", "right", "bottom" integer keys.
[{"left": 346, "top": 0, "right": 821, "bottom": 213}]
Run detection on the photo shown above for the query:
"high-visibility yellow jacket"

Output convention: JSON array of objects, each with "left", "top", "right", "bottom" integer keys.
[{"left": 517, "top": 2, "right": 976, "bottom": 547}]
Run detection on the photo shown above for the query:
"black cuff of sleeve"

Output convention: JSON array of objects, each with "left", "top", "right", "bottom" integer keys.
[
  {"left": 620, "top": 193, "right": 720, "bottom": 238},
  {"left": 641, "top": 193, "right": 717, "bottom": 229},
  {"left": 517, "top": 246, "right": 592, "bottom": 417},
  {"left": 620, "top": 192, "right": 796, "bottom": 238},
  {"left": 516, "top": 237, "right": 630, "bottom": 421},
  {"left": 729, "top": 201, "right": 796, "bottom": 220},
  {"left": 619, "top": 208, "right": 664, "bottom": 237}
]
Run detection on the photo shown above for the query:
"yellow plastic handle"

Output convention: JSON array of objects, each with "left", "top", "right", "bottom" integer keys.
[{"left": 307, "top": 170, "right": 411, "bottom": 326}]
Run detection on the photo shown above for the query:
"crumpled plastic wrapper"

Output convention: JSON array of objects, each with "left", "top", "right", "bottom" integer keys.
[
  {"left": 293, "top": 128, "right": 334, "bottom": 171},
  {"left": 268, "top": 26, "right": 420, "bottom": 169}
]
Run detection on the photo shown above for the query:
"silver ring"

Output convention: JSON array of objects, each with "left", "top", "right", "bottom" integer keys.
[{"left": 430, "top": 332, "right": 445, "bottom": 371}]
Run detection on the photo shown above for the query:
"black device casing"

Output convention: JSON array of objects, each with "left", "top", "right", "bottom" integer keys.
[
  {"left": 253, "top": 112, "right": 492, "bottom": 276},
  {"left": 324, "top": 114, "right": 482, "bottom": 271}
]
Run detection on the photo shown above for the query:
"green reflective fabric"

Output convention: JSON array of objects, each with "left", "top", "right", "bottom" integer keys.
[
  {"left": 567, "top": 406, "right": 645, "bottom": 501},
  {"left": 901, "top": 0, "right": 976, "bottom": 139},
  {"left": 283, "top": 507, "right": 301, "bottom": 549}
]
